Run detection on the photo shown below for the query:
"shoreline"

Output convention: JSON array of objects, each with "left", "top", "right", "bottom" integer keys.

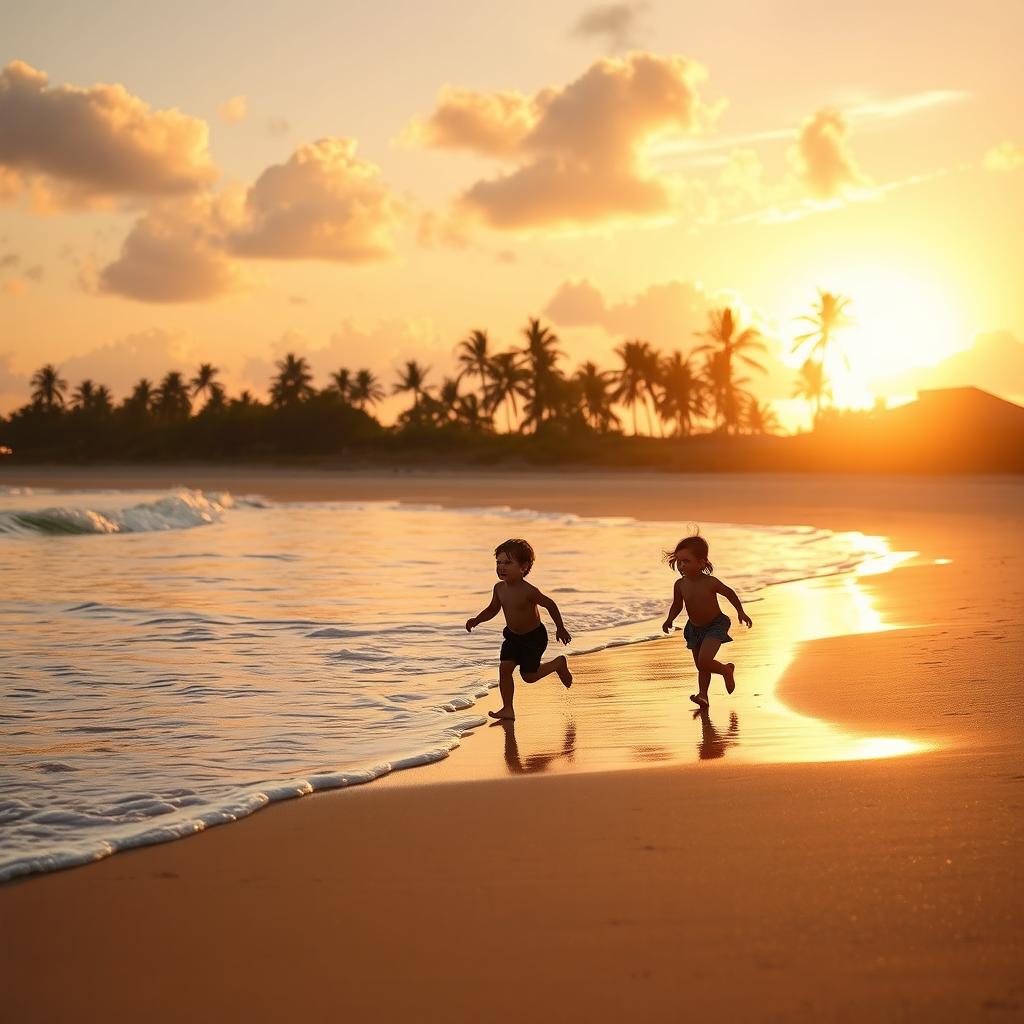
[{"left": 1, "top": 470, "right": 1021, "bottom": 1020}]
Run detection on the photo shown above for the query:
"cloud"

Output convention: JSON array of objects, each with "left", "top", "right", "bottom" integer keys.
[
  {"left": 984, "top": 141, "right": 1024, "bottom": 172},
  {"left": 410, "top": 53, "right": 722, "bottom": 231},
  {"left": 570, "top": 3, "right": 649, "bottom": 52},
  {"left": 24, "top": 264, "right": 43, "bottom": 282},
  {"left": 229, "top": 138, "right": 406, "bottom": 261},
  {"left": 99, "top": 138, "right": 406, "bottom": 302},
  {"left": 98, "top": 190, "right": 242, "bottom": 302},
  {"left": 0, "top": 252, "right": 18, "bottom": 269},
  {"left": 883, "top": 330, "right": 1024, "bottom": 401},
  {"left": 266, "top": 116, "right": 291, "bottom": 137},
  {"left": 0, "top": 60, "right": 217, "bottom": 206},
  {"left": 788, "top": 108, "right": 866, "bottom": 199},
  {"left": 545, "top": 277, "right": 712, "bottom": 343},
  {"left": 218, "top": 95, "right": 248, "bottom": 124},
  {"left": 54, "top": 328, "right": 195, "bottom": 398}
]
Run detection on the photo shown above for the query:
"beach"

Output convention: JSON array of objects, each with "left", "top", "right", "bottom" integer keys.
[{"left": 1, "top": 469, "right": 1022, "bottom": 1021}]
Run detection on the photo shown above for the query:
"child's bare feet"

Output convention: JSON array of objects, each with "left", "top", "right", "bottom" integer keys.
[
  {"left": 723, "top": 663, "right": 736, "bottom": 695},
  {"left": 488, "top": 707, "right": 515, "bottom": 720},
  {"left": 556, "top": 655, "right": 573, "bottom": 689},
  {"left": 689, "top": 693, "right": 709, "bottom": 708}
]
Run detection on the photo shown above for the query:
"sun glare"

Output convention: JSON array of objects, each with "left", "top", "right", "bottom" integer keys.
[{"left": 789, "top": 265, "right": 969, "bottom": 410}]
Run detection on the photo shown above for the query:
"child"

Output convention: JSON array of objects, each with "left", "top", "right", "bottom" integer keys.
[
  {"left": 661, "top": 532, "right": 752, "bottom": 709},
  {"left": 465, "top": 538, "right": 573, "bottom": 720}
]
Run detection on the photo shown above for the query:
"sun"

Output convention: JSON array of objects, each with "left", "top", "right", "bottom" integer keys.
[{"left": 788, "top": 264, "right": 970, "bottom": 410}]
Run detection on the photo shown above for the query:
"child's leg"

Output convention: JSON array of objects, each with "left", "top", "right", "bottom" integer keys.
[
  {"left": 690, "top": 646, "right": 734, "bottom": 693},
  {"left": 689, "top": 637, "right": 723, "bottom": 708},
  {"left": 521, "top": 655, "right": 572, "bottom": 688},
  {"left": 488, "top": 660, "right": 517, "bottom": 719}
]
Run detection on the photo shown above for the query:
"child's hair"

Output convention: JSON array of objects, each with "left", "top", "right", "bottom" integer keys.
[
  {"left": 494, "top": 538, "right": 535, "bottom": 576},
  {"left": 664, "top": 531, "right": 713, "bottom": 574}
]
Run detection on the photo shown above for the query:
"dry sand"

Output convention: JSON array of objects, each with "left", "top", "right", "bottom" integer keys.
[{"left": 1, "top": 469, "right": 1022, "bottom": 1021}]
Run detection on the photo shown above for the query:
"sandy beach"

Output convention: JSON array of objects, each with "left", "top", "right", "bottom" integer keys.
[{"left": 2, "top": 469, "right": 1022, "bottom": 1021}]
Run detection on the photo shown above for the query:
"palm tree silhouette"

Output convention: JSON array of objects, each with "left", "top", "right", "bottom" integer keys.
[
  {"left": 485, "top": 351, "right": 529, "bottom": 432},
  {"left": 614, "top": 339, "right": 649, "bottom": 435},
  {"left": 575, "top": 361, "right": 619, "bottom": 432},
  {"left": 454, "top": 392, "right": 491, "bottom": 432},
  {"left": 329, "top": 368, "right": 352, "bottom": 402},
  {"left": 695, "top": 308, "right": 766, "bottom": 434},
  {"left": 190, "top": 363, "right": 221, "bottom": 406},
  {"left": 392, "top": 359, "right": 432, "bottom": 418},
  {"left": 30, "top": 364, "right": 67, "bottom": 410},
  {"left": 792, "top": 357, "right": 831, "bottom": 429},
  {"left": 520, "top": 318, "right": 563, "bottom": 431},
  {"left": 125, "top": 378, "right": 155, "bottom": 414},
  {"left": 793, "top": 290, "right": 852, "bottom": 366},
  {"left": 92, "top": 384, "right": 113, "bottom": 413},
  {"left": 456, "top": 329, "right": 491, "bottom": 398},
  {"left": 71, "top": 379, "right": 97, "bottom": 411},
  {"left": 350, "top": 369, "right": 384, "bottom": 411},
  {"left": 658, "top": 351, "right": 705, "bottom": 437},
  {"left": 743, "top": 397, "right": 780, "bottom": 435},
  {"left": 270, "top": 353, "right": 315, "bottom": 407},
  {"left": 155, "top": 372, "right": 192, "bottom": 419}
]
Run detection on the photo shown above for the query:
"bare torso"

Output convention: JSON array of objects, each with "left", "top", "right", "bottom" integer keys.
[
  {"left": 497, "top": 580, "right": 542, "bottom": 633},
  {"left": 678, "top": 575, "right": 724, "bottom": 626}
]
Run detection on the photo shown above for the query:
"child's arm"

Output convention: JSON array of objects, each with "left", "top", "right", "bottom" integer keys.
[
  {"left": 712, "top": 577, "right": 753, "bottom": 628},
  {"left": 662, "top": 578, "right": 684, "bottom": 633},
  {"left": 466, "top": 585, "right": 501, "bottom": 632},
  {"left": 530, "top": 584, "right": 572, "bottom": 645}
]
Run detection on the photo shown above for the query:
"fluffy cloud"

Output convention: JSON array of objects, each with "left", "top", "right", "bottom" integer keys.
[
  {"left": 570, "top": 3, "right": 649, "bottom": 52},
  {"left": 99, "top": 138, "right": 405, "bottom": 302},
  {"left": 218, "top": 95, "right": 248, "bottom": 124},
  {"left": 52, "top": 328, "right": 194, "bottom": 398},
  {"left": 409, "top": 53, "right": 721, "bottom": 231},
  {"left": 229, "top": 138, "right": 406, "bottom": 261},
  {"left": 99, "top": 191, "right": 242, "bottom": 302},
  {"left": 545, "top": 277, "right": 712, "bottom": 343},
  {"left": 789, "top": 108, "right": 866, "bottom": 198},
  {"left": 0, "top": 60, "right": 217, "bottom": 206},
  {"left": 983, "top": 141, "right": 1024, "bottom": 172}
]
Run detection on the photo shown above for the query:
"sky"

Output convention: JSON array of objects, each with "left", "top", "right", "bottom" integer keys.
[{"left": 2, "top": 0, "right": 1022, "bottom": 429}]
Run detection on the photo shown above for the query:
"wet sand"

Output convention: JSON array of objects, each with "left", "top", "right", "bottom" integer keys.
[{"left": 1, "top": 470, "right": 1022, "bottom": 1020}]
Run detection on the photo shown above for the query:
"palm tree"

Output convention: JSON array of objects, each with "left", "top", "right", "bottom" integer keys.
[
  {"left": 350, "top": 369, "right": 384, "bottom": 412},
  {"left": 270, "top": 353, "right": 315, "bottom": 407},
  {"left": 520, "top": 318, "right": 563, "bottom": 431},
  {"left": 232, "top": 390, "right": 258, "bottom": 408},
  {"left": 792, "top": 357, "right": 831, "bottom": 429},
  {"left": 190, "top": 363, "right": 221, "bottom": 405},
  {"left": 575, "top": 361, "right": 619, "bottom": 433},
  {"left": 485, "top": 351, "right": 529, "bottom": 432},
  {"left": 438, "top": 377, "right": 462, "bottom": 422},
  {"left": 125, "top": 378, "right": 155, "bottom": 414},
  {"left": 30, "top": 365, "right": 67, "bottom": 410},
  {"left": 744, "top": 397, "right": 781, "bottom": 435},
  {"left": 154, "top": 371, "right": 192, "bottom": 419},
  {"left": 639, "top": 342, "right": 664, "bottom": 436},
  {"left": 454, "top": 393, "right": 492, "bottom": 432},
  {"left": 658, "top": 351, "right": 705, "bottom": 437},
  {"left": 456, "top": 329, "right": 491, "bottom": 399},
  {"left": 329, "top": 368, "right": 352, "bottom": 402},
  {"left": 204, "top": 382, "right": 227, "bottom": 411},
  {"left": 92, "top": 384, "right": 113, "bottom": 413},
  {"left": 613, "top": 339, "right": 649, "bottom": 435},
  {"left": 793, "top": 290, "right": 853, "bottom": 366},
  {"left": 71, "top": 379, "right": 97, "bottom": 411},
  {"left": 392, "top": 360, "right": 432, "bottom": 417},
  {"left": 695, "top": 307, "right": 767, "bottom": 434}
]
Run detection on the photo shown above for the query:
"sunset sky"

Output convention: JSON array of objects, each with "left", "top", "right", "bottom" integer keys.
[{"left": 2, "top": 0, "right": 1022, "bottom": 428}]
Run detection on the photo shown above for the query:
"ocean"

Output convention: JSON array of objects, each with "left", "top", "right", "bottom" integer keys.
[{"left": 0, "top": 485, "right": 889, "bottom": 881}]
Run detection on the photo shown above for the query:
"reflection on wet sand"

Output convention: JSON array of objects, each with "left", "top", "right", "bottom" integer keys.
[
  {"left": 694, "top": 708, "right": 740, "bottom": 761},
  {"left": 495, "top": 718, "right": 576, "bottom": 774}
]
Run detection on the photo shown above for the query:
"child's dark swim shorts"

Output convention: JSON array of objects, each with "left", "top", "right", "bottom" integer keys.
[
  {"left": 683, "top": 613, "right": 733, "bottom": 651},
  {"left": 500, "top": 623, "right": 548, "bottom": 672}
]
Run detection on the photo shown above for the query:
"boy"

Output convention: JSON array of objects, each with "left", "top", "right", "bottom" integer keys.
[{"left": 465, "top": 538, "right": 573, "bottom": 720}]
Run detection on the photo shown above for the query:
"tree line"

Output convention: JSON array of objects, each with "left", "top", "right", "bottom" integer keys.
[{"left": 5, "top": 292, "right": 849, "bottom": 459}]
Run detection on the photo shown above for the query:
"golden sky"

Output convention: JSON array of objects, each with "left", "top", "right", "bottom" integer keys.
[{"left": 2, "top": 0, "right": 1022, "bottom": 427}]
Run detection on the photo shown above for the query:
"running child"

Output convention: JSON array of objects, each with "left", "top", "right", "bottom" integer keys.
[
  {"left": 465, "top": 538, "right": 573, "bottom": 720},
  {"left": 661, "top": 531, "right": 752, "bottom": 709}
]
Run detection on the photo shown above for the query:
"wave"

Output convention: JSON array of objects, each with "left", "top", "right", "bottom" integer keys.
[{"left": 0, "top": 489, "right": 236, "bottom": 536}]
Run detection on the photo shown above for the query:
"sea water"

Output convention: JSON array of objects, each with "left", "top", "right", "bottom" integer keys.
[{"left": 0, "top": 485, "right": 887, "bottom": 881}]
